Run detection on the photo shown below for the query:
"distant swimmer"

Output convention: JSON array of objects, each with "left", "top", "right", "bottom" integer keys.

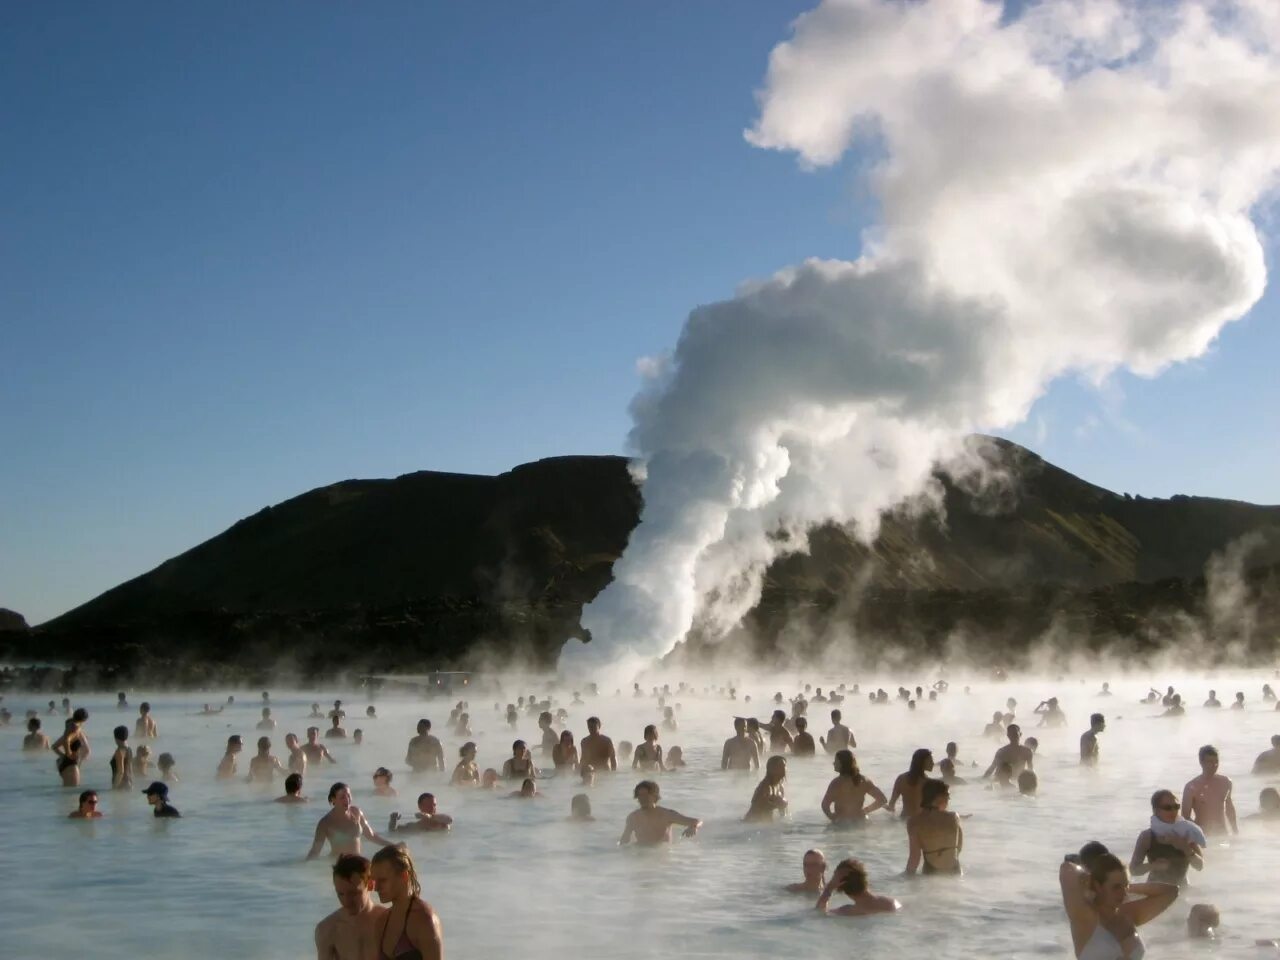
[
  {"left": 982, "top": 711, "right": 1006, "bottom": 739},
  {"left": 1098, "top": 682, "right": 1112, "bottom": 697},
  {"left": 1034, "top": 697, "right": 1067, "bottom": 727},
  {"left": 982, "top": 725, "right": 1033, "bottom": 781},
  {"left": 1018, "top": 770, "right": 1038, "bottom": 796},
  {"left": 370, "top": 844, "right": 444, "bottom": 960},
  {"left": 792, "top": 718, "right": 816, "bottom": 757},
  {"left": 1186, "top": 903, "right": 1220, "bottom": 940},
  {"left": 480, "top": 769, "right": 500, "bottom": 789},
  {"left": 388, "top": 793, "right": 452, "bottom": 833},
  {"left": 310, "top": 703, "right": 325, "bottom": 719},
  {"left": 135, "top": 702, "right": 157, "bottom": 739},
  {"left": 405, "top": 720, "right": 444, "bottom": 773},
  {"left": 157, "top": 752, "right": 178, "bottom": 783},
  {"left": 51, "top": 709, "right": 91, "bottom": 787},
  {"left": 1264, "top": 683, "right": 1277, "bottom": 703},
  {"left": 889, "top": 748, "right": 936, "bottom": 819},
  {"left": 821, "top": 749, "right": 887, "bottom": 825},
  {"left": 1059, "top": 852, "right": 1178, "bottom": 960},
  {"left": 507, "top": 778, "right": 539, "bottom": 799},
  {"left": 372, "top": 767, "right": 397, "bottom": 798},
  {"left": 451, "top": 743, "right": 480, "bottom": 786},
  {"left": 248, "top": 737, "right": 288, "bottom": 783},
  {"left": 502, "top": 740, "right": 539, "bottom": 781},
  {"left": 662, "top": 706, "right": 678, "bottom": 732},
  {"left": 1080, "top": 714, "right": 1106, "bottom": 766},
  {"left": 666, "top": 746, "right": 686, "bottom": 768},
  {"left": 68, "top": 789, "right": 102, "bottom": 819},
  {"left": 1204, "top": 690, "right": 1222, "bottom": 708},
  {"left": 303, "top": 728, "right": 337, "bottom": 767},
  {"left": 1246, "top": 787, "right": 1280, "bottom": 822},
  {"left": 815, "top": 859, "right": 900, "bottom": 916},
  {"left": 142, "top": 780, "right": 181, "bottom": 818},
  {"left": 315, "top": 853, "right": 385, "bottom": 960},
  {"left": 108, "top": 725, "right": 133, "bottom": 790},
  {"left": 906, "top": 779, "right": 962, "bottom": 875},
  {"left": 552, "top": 731, "right": 579, "bottom": 772},
  {"left": 1252, "top": 736, "right": 1280, "bottom": 775},
  {"left": 580, "top": 717, "right": 618, "bottom": 773},
  {"left": 632, "top": 725, "right": 666, "bottom": 772},
  {"left": 305, "top": 782, "right": 393, "bottom": 860},
  {"left": 257, "top": 707, "right": 276, "bottom": 731},
  {"left": 1181, "top": 745, "right": 1238, "bottom": 837},
  {"left": 1160, "top": 695, "right": 1186, "bottom": 717},
  {"left": 1231, "top": 692, "right": 1245, "bottom": 710},
  {"left": 217, "top": 735, "right": 244, "bottom": 780},
  {"left": 619, "top": 781, "right": 701, "bottom": 845},
  {"left": 939, "top": 758, "right": 966, "bottom": 785},
  {"left": 744, "top": 756, "right": 788, "bottom": 823},
  {"left": 276, "top": 772, "right": 308, "bottom": 803},
  {"left": 784, "top": 849, "right": 827, "bottom": 894},
  {"left": 746, "top": 718, "right": 766, "bottom": 755},
  {"left": 325, "top": 715, "right": 348, "bottom": 740},
  {"left": 762, "top": 710, "right": 794, "bottom": 754},
  {"left": 569, "top": 794, "right": 594, "bottom": 822},
  {"left": 821, "top": 710, "right": 854, "bottom": 754},
  {"left": 23, "top": 717, "right": 48, "bottom": 751},
  {"left": 1130, "top": 788, "right": 1204, "bottom": 886},
  {"left": 285, "top": 733, "right": 307, "bottom": 776},
  {"left": 722, "top": 718, "right": 761, "bottom": 772},
  {"left": 537, "top": 711, "right": 558, "bottom": 757}
]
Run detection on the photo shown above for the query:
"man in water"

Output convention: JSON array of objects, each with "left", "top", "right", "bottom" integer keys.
[
  {"left": 580, "top": 716, "right": 618, "bottom": 772},
  {"left": 821, "top": 709, "right": 854, "bottom": 753},
  {"left": 143, "top": 781, "right": 181, "bottom": 818},
  {"left": 982, "top": 724, "right": 1033, "bottom": 780},
  {"left": 405, "top": 719, "right": 444, "bottom": 773},
  {"left": 388, "top": 793, "right": 453, "bottom": 833},
  {"left": 1251, "top": 735, "right": 1280, "bottom": 774},
  {"left": 722, "top": 717, "right": 761, "bottom": 771},
  {"left": 619, "top": 781, "right": 701, "bottom": 845},
  {"left": 276, "top": 772, "right": 308, "bottom": 803},
  {"left": 1080, "top": 713, "right": 1105, "bottom": 766},
  {"left": 216, "top": 735, "right": 244, "bottom": 780},
  {"left": 1181, "top": 745, "right": 1238, "bottom": 837},
  {"left": 315, "top": 853, "right": 385, "bottom": 960},
  {"left": 784, "top": 849, "right": 827, "bottom": 894},
  {"left": 248, "top": 736, "right": 289, "bottom": 783},
  {"left": 68, "top": 790, "right": 102, "bottom": 819},
  {"left": 792, "top": 717, "right": 816, "bottom": 757},
  {"left": 303, "top": 727, "right": 337, "bottom": 766}
]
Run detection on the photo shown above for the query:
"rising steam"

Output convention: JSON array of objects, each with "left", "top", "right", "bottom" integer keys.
[{"left": 561, "top": 0, "right": 1280, "bottom": 674}]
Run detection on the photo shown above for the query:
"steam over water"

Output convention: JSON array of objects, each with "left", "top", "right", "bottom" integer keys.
[{"left": 3, "top": 674, "right": 1279, "bottom": 958}]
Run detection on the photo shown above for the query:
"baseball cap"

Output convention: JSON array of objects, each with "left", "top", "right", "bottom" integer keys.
[{"left": 141, "top": 781, "right": 169, "bottom": 798}]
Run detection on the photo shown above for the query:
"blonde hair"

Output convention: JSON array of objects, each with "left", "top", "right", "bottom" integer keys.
[{"left": 371, "top": 843, "right": 421, "bottom": 898}]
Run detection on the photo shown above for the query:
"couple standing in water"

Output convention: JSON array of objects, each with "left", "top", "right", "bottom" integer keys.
[{"left": 316, "top": 848, "right": 442, "bottom": 960}]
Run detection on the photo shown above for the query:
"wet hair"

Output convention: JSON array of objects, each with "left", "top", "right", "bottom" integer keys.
[
  {"left": 831, "top": 709, "right": 842, "bottom": 721},
  {"left": 634, "top": 779, "right": 660, "bottom": 800},
  {"left": 227, "top": 735, "right": 242, "bottom": 746},
  {"left": 1017, "top": 770, "right": 1038, "bottom": 795},
  {"left": 371, "top": 767, "right": 392, "bottom": 783},
  {"left": 512, "top": 739, "right": 526, "bottom": 753},
  {"left": 371, "top": 844, "right": 421, "bottom": 898},
  {"left": 257, "top": 736, "right": 271, "bottom": 750},
  {"left": 559, "top": 730, "right": 574, "bottom": 745},
  {"left": 836, "top": 858, "right": 869, "bottom": 896},
  {"left": 332, "top": 852, "right": 371, "bottom": 882},
  {"left": 1198, "top": 744, "right": 1218, "bottom": 760},
  {"left": 157, "top": 752, "right": 175, "bottom": 770},
  {"left": 1078, "top": 841, "right": 1110, "bottom": 868},
  {"left": 1259, "top": 787, "right": 1280, "bottom": 811},
  {"left": 328, "top": 782, "right": 349, "bottom": 802},
  {"left": 906, "top": 748, "right": 933, "bottom": 783},
  {"left": 571, "top": 794, "right": 592, "bottom": 818},
  {"left": 78, "top": 789, "right": 98, "bottom": 806},
  {"left": 417, "top": 719, "right": 430, "bottom": 734},
  {"left": 802, "top": 848, "right": 825, "bottom": 865},
  {"left": 72, "top": 708, "right": 89, "bottom": 723},
  {"left": 643, "top": 724, "right": 657, "bottom": 740},
  {"left": 459, "top": 741, "right": 476, "bottom": 757},
  {"left": 834, "top": 749, "right": 863, "bottom": 784},
  {"left": 284, "top": 773, "right": 302, "bottom": 794},
  {"left": 1150, "top": 788, "right": 1177, "bottom": 809},
  {"left": 417, "top": 792, "right": 434, "bottom": 806},
  {"left": 1090, "top": 713, "right": 1105, "bottom": 726},
  {"left": 1088, "top": 853, "right": 1127, "bottom": 887},
  {"left": 139, "top": 702, "right": 151, "bottom": 713},
  {"left": 765, "top": 755, "right": 787, "bottom": 779},
  {"left": 27, "top": 716, "right": 41, "bottom": 733},
  {"left": 795, "top": 717, "right": 808, "bottom": 731},
  {"left": 921, "top": 778, "right": 949, "bottom": 808},
  {"left": 587, "top": 716, "right": 601, "bottom": 730},
  {"left": 113, "top": 725, "right": 128, "bottom": 741}
]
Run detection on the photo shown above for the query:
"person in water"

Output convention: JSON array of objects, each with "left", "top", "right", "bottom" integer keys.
[
  {"left": 580, "top": 716, "right": 618, "bottom": 773},
  {"left": 570, "top": 794, "right": 594, "bottom": 822},
  {"left": 1080, "top": 713, "right": 1105, "bottom": 766},
  {"left": 325, "top": 715, "right": 348, "bottom": 740},
  {"left": 982, "top": 724, "right": 1034, "bottom": 780},
  {"left": 1059, "top": 852, "right": 1178, "bottom": 960},
  {"left": 248, "top": 736, "right": 288, "bottom": 783},
  {"left": 23, "top": 716, "right": 49, "bottom": 751},
  {"left": 257, "top": 707, "right": 276, "bottom": 731},
  {"left": 1130, "top": 789, "right": 1204, "bottom": 886},
  {"left": 1181, "top": 744, "right": 1238, "bottom": 836},
  {"left": 815, "top": 859, "right": 900, "bottom": 916},
  {"left": 133, "top": 744, "right": 152, "bottom": 778},
  {"left": 785, "top": 849, "right": 827, "bottom": 894},
  {"left": 821, "top": 709, "right": 854, "bottom": 753},
  {"left": 135, "top": 702, "right": 157, "bottom": 739},
  {"left": 143, "top": 780, "right": 181, "bottom": 818},
  {"left": 1186, "top": 903, "right": 1220, "bottom": 939},
  {"left": 217, "top": 735, "right": 244, "bottom": 780},
  {"left": 51, "top": 709, "right": 90, "bottom": 787},
  {"left": 744, "top": 755, "right": 788, "bottom": 823},
  {"left": 305, "top": 782, "right": 394, "bottom": 860},
  {"left": 792, "top": 717, "right": 816, "bottom": 756},
  {"left": 388, "top": 793, "right": 452, "bottom": 833},
  {"left": 821, "top": 749, "right": 888, "bottom": 825},
  {"left": 68, "top": 789, "right": 102, "bottom": 819},
  {"left": 276, "top": 772, "right": 309, "bottom": 803},
  {"left": 109, "top": 725, "right": 133, "bottom": 790},
  {"left": 889, "top": 748, "right": 935, "bottom": 818},
  {"left": 157, "top": 752, "right": 178, "bottom": 782},
  {"left": 501, "top": 740, "right": 538, "bottom": 780},
  {"left": 1251, "top": 734, "right": 1280, "bottom": 774},
  {"left": 304, "top": 727, "right": 337, "bottom": 767},
  {"left": 451, "top": 742, "right": 479, "bottom": 786},
  {"left": 372, "top": 768, "right": 398, "bottom": 798},
  {"left": 315, "top": 853, "right": 386, "bottom": 960},
  {"left": 552, "top": 730, "right": 579, "bottom": 771},
  {"left": 666, "top": 746, "right": 686, "bottom": 768},
  {"left": 404, "top": 719, "right": 444, "bottom": 773},
  {"left": 508, "top": 778, "right": 539, "bottom": 799},
  {"left": 906, "top": 778, "right": 963, "bottom": 875},
  {"left": 370, "top": 844, "right": 443, "bottom": 960},
  {"left": 632, "top": 724, "right": 665, "bottom": 772},
  {"left": 619, "top": 781, "right": 701, "bottom": 845},
  {"left": 721, "top": 717, "right": 761, "bottom": 771}
]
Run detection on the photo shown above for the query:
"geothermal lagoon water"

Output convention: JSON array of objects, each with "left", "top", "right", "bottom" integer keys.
[{"left": 3, "top": 673, "right": 1279, "bottom": 958}]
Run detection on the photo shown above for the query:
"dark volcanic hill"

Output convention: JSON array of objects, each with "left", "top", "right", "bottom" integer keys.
[{"left": 14, "top": 438, "right": 1280, "bottom": 681}]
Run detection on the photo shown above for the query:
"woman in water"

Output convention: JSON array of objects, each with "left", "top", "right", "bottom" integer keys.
[
  {"left": 51, "top": 709, "right": 90, "bottom": 787},
  {"left": 370, "top": 844, "right": 443, "bottom": 960},
  {"left": 133, "top": 744, "right": 152, "bottom": 778},
  {"left": 632, "top": 724, "right": 666, "bottom": 772},
  {"left": 888, "top": 748, "right": 935, "bottom": 818},
  {"left": 373, "top": 767, "right": 398, "bottom": 797},
  {"left": 68, "top": 789, "right": 103, "bottom": 819},
  {"left": 451, "top": 743, "right": 479, "bottom": 786},
  {"left": 1130, "top": 789, "right": 1204, "bottom": 885},
  {"left": 109, "top": 725, "right": 133, "bottom": 790},
  {"left": 906, "top": 779, "right": 963, "bottom": 875},
  {"left": 305, "top": 782, "right": 395, "bottom": 860},
  {"left": 157, "top": 752, "right": 178, "bottom": 782},
  {"left": 815, "top": 859, "right": 900, "bottom": 916},
  {"left": 552, "top": 730, "right": 579, "bottom": 772},
  {"left": 744, "top": 755, "right": 788, "bottom": 822},
  {"left": 821, "top": 749, "right": 888, "bottom": 825},
  {"left": 1060, "top": 852, "right": 1178, "bottom": 959},
  {"left": 23, "top": 716, "right": 48, "bottom": 751}
]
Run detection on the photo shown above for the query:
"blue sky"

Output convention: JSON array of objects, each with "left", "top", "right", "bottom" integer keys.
[{"left": 2, "top": 1, "right": 1277, "bottom": 625}]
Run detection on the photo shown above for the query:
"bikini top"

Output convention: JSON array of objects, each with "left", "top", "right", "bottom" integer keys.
[{"left": 1080, "top": 923, "right": 1144, "bottom": 960}]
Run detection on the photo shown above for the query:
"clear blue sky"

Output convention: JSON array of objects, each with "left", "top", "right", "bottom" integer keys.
[{"left": 2, "top": 2, "right": 1277, "bottom": 625}]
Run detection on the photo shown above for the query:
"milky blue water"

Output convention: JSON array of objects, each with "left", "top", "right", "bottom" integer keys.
[{"left": 2, "top": 672, "right": 1278, "bottom": 958}]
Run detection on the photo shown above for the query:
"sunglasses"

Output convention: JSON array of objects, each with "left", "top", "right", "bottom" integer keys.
[{"left": 1158, "top": 803, "right": 1180, "bottom": 811}]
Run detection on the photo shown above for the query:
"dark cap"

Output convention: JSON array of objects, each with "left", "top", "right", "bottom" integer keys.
[{"left": 142, "top": 781, "right": 169, "bottom": 798}]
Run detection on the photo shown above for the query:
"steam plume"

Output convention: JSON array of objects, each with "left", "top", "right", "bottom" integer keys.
[{"left": 561, "top": 0, "right": 1280, "bottom": 674}]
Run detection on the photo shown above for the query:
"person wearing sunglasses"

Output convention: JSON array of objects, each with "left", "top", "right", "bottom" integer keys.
[
  {"left": 1129, "top": 789, "right": 1204, "bottom": 886},
  {"left": 67, "top": 790, "right": 103, "bottom": 819}
]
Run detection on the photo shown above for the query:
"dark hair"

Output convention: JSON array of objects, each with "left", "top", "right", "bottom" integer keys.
[
  {"left": 922, "top": 778, "right": 949, "bottom": 808},
  {"left": 1017, "top": 770, "right": 1038, "bottom": 794},
  {"left": 571, "top": 794, "right": 591, "bottom": 817},
  {"left": 634, "top": 779, "right": 659, "bottom": 799},
  {"left": 140, "top": 702, "right": 151, "bottom": 713},
  {"left": 459, "top": 741, "right": 476, "bottom": 757},
  {"left": 1090, "top": 713, "right": 1105, "bottom": 726},
  {"left": 257, "top": 736, "right": 271, "bottom": 750},
  {"left": 157, "top": 752, "right": 175, "bottom": 769},
  {"left": 1088, "top": 853, "right": 1127, "bottom": 887},
  {"left": 328, "top": 782, "right": 349, "bottom": 802},
  {"left": 836, "top": 858, "right": 869, "bottom": 896},
  {"left": 417, "top": 719, "right": 430, "bottom": 733},
  {"left": 795, "top": 717, "right": 807, "bottom": 730},
  {"left": 27, "top": 717, "right": 40, "bottom": 732},
  {"left": 834, "top": 749, "right": 863, "bottom": 784},
  {"left": 113, "top": 725, "right": 128, "bottom": 741},
  {"left": 374, "top": 767, "right": 393, "bottom": 782},
  {"left": 72, "top": 708, "right": 89, "bottom": 723},
  {"left": 643, "top": 724, "right": 657, "bottom": 739},
  {"left": 417, "top": 792, "right": 434, "bottom": 805},
  {"left": 1078, "top": 841, "right": 1110, "bottom": 868},
  {"left": 906, "top": 748, "right": 933, "bottom": 783},
  {"left": 78, "top": 789, "right": 98, "bottom": 805},
  {"left": 1150, "top": 788, "right": 1177, "bottom": 809},
  {"left": 1198, "top": 744, "right": 1218, "bottom": 760},
  {"left": 284, "top": 773, "right": 302, "bottom": 793}
]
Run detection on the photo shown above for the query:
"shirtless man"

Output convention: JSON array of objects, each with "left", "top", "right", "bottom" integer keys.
[
  {"left": 314, "top": 854, "right": 386, "bottom": 960},
  {"left": 216, "top": 735, "right": 244, "bottom": 780},
  {"left": 791, "top": 717, "right": 816, "bottom": 757},
  {"left": 1080, "top": 713, "right": 1105, "bottom": 766},
  {"left": 135, "top": 702, "right": 158, "bottom": 739},
  {"left": 619, "top": 781, "right": 701, "bottom": 845},
  {"left": 388, "top": 793, "right": 453, "bottom": 834},
  {"left": 721, "top": 718, "right": 761, "bottom": 771},
  {"left": 1251, "top": 735, "right": 1280, "bottom": 775},
  {"left": 821, "top": 749, "right": 887, "bottom": 824},
  {"left": 1182, "top": 745, "right": 1238, "bottom": 837},
  {"left": 68, "top": 789, "right": 103, "bottom": 819},
  {"left": 501, "top": 740, "right": 538, "bottom": 780},
  {"left": 303, "top": 728, "right": 337, "bottom": 766},
  {"left": 815, "top": 859, "right": 900, "bottom": 916},
  {"left": 248, "top": 736, "right": 288, "bottom": 783},
  {"left": 744, "top": 756, "right": 788, "bottom": 822},
  {"left": 537, "top": 712, "right": 558, "bottom": 757},
  {"left": 784, "top": 849, "right": 827, "bottom": 894},
  {"left": 286, "top": 733, "right": 307, "bottom": 775},
  {"left": 580, "top": 717, "right": 618, "bottom": 773},
  {"left": 982, "top": 724, "right": 1033, "bottom": 780},
  {"left": 405, "top": 720, "right": 444, "bottom": 773},
  {"left": 821, "top": 710, "right": 854, "bottom": 754},
  {"left": 324, "top": 715, "right": 348, "bottom": 740},
  {"left": 276, "top": 772, "right": 309, "bottom": 803}
]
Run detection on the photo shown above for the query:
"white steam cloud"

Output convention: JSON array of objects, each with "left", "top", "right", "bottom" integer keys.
[{"left": 561, "top": 0, "right": 1280, "bottom": 675}]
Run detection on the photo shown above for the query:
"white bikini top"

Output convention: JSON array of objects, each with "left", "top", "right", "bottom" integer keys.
[{"left": 1080, "top": 923, "right": 1145, "bottom": 960}]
